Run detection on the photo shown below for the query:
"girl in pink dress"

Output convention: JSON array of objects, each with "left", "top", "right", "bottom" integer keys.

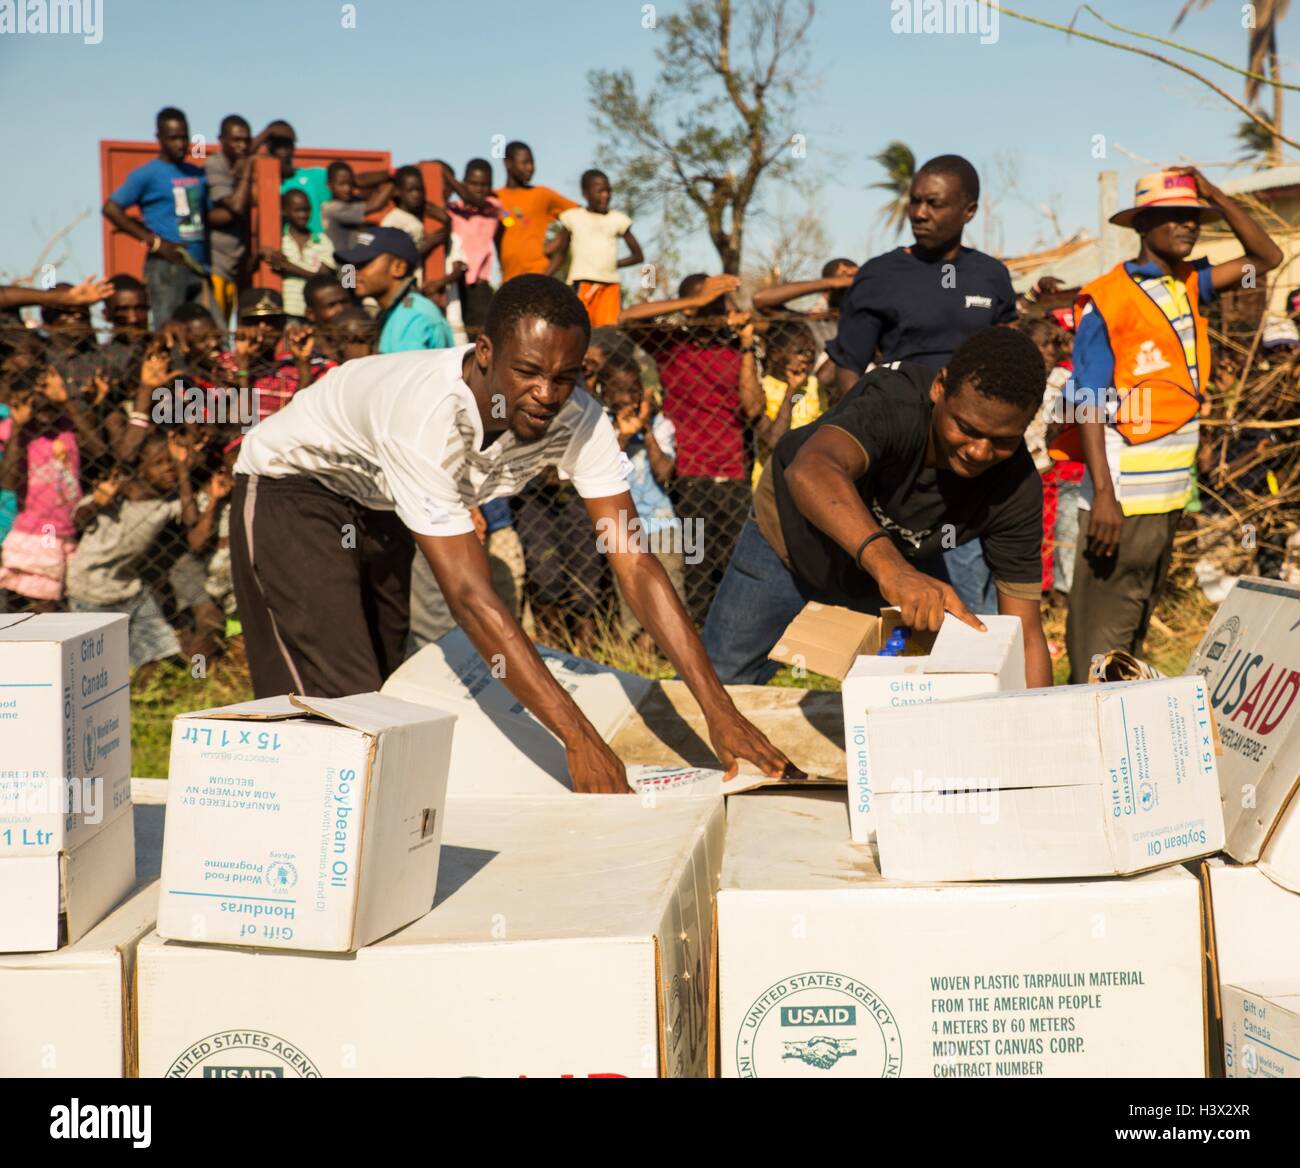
[{"left": 0, "top": 367, "right": 83, "bottom": 606}]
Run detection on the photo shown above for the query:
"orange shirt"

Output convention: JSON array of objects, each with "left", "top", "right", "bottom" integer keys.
[{"left": 494, "top": 184, "right": 578, "bottom": 282}]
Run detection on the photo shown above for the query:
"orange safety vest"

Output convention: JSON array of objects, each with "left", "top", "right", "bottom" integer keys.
[{"left": 1049, "top": 261, "right": 1208, "bottom": 460}]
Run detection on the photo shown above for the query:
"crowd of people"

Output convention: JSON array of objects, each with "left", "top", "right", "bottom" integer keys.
[{"left": 0, "top": 105, "right": 1286, "bottom": 729}]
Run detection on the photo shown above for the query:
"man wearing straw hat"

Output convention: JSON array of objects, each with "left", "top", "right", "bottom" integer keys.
[{"left": 1065, "top": 168, "right": 1282, "bottom": 682}]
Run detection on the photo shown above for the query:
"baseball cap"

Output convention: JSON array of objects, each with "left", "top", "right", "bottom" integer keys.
[
  {"left": 335, "top": 226, "right": 420, "bottom": 271},
  {"left": 238, "top": 288, "right": 285, "bottom": 319}
]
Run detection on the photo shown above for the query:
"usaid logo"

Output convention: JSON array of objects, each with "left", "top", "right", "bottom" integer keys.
[
  {"left": 203, "top": 1066, "right": 284, "bottom": 1078},
  {"left": 780, "top": 1005, "right": 856, "bottom": 1027},
  {"left": 738, "top": 972, "right": 902, "bottom": 1077}
]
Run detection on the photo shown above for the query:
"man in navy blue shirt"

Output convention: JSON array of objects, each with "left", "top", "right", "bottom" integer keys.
[
  {"left": 103, "top": 107, "right": 213, "bottom": 328},
  {"left": 825, "top": 155, "right": 1018, "bottom": 611}
]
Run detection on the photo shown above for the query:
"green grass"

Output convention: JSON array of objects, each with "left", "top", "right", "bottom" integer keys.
[{"left": 130, "top": 643, "right": 254, "bottom": 778}]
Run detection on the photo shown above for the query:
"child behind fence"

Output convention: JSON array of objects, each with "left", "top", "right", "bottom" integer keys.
[
  {"left": 750, "top": 319, "right": 824, "bottom": 488},
  {"left": 65, "top": 431, "right": 213, "bottom": 672},
  {"left": 598, "top": 354, "right": 687, "bottom": 645},
  {"left": 0, "top": 363, "right": 84, "bottom": 609}
]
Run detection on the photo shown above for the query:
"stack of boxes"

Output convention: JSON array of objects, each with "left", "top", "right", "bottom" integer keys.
[
  {"left": 136, "top": 680, "right": 724, "bottom": 1078},
  {"left": 8, "top": 577, "right": 1295, "bottom": 1079},
  {"left": 0, "top": 613, "right": 151, "bottom": 1077},
  {"left": 717, "top": 607, "right": 1227, "bottom": 1078},
  {"left": 1184, "top": 578, "right": 1300, "bottom": 1078}
]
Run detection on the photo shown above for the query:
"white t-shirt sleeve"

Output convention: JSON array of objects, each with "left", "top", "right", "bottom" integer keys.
[
  {"left": 651, "top": 413, "right": 676, "bottom": 460},
  {"left": 379, "top": 405, "right": 477, "bottom": 538},
  {"left": 613, "top": 211, "right": 632, "bottom": 236},
  {"left": 559, "top": 393, "right": 632, "bottom": 500},
  {"left": 559, "top": 207, "right": 581, "bottom": 232}
]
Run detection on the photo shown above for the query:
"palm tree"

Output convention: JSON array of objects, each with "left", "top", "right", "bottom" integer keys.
[
  {"left": 870, "top": 142, "right": 915, "bottom": 238},
  {"left": 1236, "top": 110, "right": 1277, "bottom": 169},
  {"left": 1176, "top": 0, "right": 1291, "bottom": 168}
]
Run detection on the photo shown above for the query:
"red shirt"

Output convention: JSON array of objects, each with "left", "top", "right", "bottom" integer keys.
[
  {"left": 652, "top": 337, "right": 745, "bottom": 479},
  {"left": 217, "top": 350, "right": 335, "bottom": 423}
]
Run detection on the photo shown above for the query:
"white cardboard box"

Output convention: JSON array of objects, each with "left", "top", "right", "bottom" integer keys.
[
  {"left": 869, "top": 676, "right": 1223, "bottom": 881},
  {"left": 0, "top": 800, "right": 162, "bottom": 1076},
  {"left": 1185, "top": 576, "right": 1300, "bottom": 866},
  {"left": 718, "top": 792, "right": 1207, "bottom": 1078},
  {"left": 1260, "top": 797, "right": 1300, "bottom": 893},
  {"left": 1202, "top": 860, "right": 1300, "bottom": 1077},
  {"left": 158, "top": 692, "right": 455, "bottom": 953},
  {"left": 138, "top": 795, "right": 723, "bottom": 1078},
  {"left": 1222, "top": 980, "right": 1300, "bottom": 1078},
  {"left": 1201, "top": 861, "right": 1300, "bottom": 1000},
  {"left": 0, "top": 798, "right": 136, "bottom": 952},
  {"left": 381, "top": 628, "right": 653, "bottom": 795},
  {"left": 0, "top": 879, "right": 157, "bottom": 1076},
  {"left": 840, "top": 609, "right": 1024, "bottom": 843},
  {"left": 0, "top": 613, "right": 131, "bottom": 858}
]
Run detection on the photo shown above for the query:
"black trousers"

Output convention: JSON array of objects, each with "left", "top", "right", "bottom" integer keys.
[{"left": 230, "top": 474, "right": 415, "bottom": 698}]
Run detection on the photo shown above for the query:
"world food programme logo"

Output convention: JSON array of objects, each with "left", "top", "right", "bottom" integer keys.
[
  {"left": 737, "top": 972, "right": 902, "bottom": 1078},
  {"left": 166, "top": 1030, "right": 321, "bottom": 1078},
  {"left": 265, "top": 859, "right": 298, "bottom": 890},
  {"left": 82, "top": 719, "right": 96, "bottom": 773},
  {"left": 1196, "top": 615, "right": 1241, "bottom": 679}
]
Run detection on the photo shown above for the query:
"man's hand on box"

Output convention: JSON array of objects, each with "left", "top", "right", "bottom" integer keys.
[
  {"left": 566, "top": 730, "right": 634, "bottom": 794},
  {"left": 878, "top": 562, "right": 985, "bottom": 633},
  {"left": 706, "top": 706, "right": 804, "bottom": 783}
]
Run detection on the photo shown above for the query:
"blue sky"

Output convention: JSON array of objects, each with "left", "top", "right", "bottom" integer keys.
[{"left": 0, "top": 0, "right": 1295, "bottom": 283}]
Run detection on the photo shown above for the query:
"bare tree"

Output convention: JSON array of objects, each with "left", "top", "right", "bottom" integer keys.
[
  {"left": 744, "top": 200, "right": 830, "bottom": 289},
  {"left": 588, "top": 0, "right": 817, "bottom": 275}
]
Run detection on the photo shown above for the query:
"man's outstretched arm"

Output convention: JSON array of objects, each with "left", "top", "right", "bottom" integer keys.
[
  {"left": 416, "top": 528, "right": 632, "bottom": 793},
  {"left": 586, "top": 491, "right": 801, "bottom": 782},
  {"left": 996, "top": 590, "right": 1053, "bottom": 688}
]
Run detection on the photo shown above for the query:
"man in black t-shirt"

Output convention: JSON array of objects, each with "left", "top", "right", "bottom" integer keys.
[
  {"left": 700, "top": 327, "right": 1053, "bottom": 688},
  {"left": 826, "top": 155, "right": 1019, "bottom": 615}
]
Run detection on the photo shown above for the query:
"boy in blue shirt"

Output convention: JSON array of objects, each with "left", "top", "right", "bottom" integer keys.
[
  {"left": 103, "top": 107, "right": 214, "bottom": 328},
  {"left": 335, "top": 227, "right": 453, "bottom": 353}
]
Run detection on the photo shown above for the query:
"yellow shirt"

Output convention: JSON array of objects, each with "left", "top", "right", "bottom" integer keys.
[{"left": 752, "top": 374, "right": 823, "bottom": 487}]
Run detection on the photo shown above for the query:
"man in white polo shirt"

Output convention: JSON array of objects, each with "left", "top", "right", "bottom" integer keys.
[{"left": 232, "top": 274, "right": 797, "bottom": 793}]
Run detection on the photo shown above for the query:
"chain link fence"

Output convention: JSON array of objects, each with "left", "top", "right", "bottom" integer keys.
[
  {"left": 5, "top": 292, "right": 1293, "bottom": 686},
  {"left": 0, "top": 307, "right": 836, "bottom": 671}
]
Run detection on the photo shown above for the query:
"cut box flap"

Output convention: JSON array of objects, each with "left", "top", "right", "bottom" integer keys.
[
  {"left": 290, "top": 691, "right": 456, "bottom": 736},
  {"left": 0, "top": 611, "right": 124, "bottom": 643},
  {"left": 768, "top": 603, "right": 879, "bottom": 680},
  {"left": 176, "top": 694, "right": 302, "bottom": 722},
  {"left": 925, "top": 613, "right": 1024, "bottom": 674},
  {"left": 175, "top": 691, "right": 456, "bottom": 735}
]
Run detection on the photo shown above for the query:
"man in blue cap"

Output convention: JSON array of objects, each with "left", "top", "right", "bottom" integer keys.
[{"left": 335, "top": 225, "right": 453, "bottom": 353}]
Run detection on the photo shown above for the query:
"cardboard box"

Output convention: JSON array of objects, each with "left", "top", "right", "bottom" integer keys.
[
  {"left": 158, "top": 692, "right": 455, "bottom": 953},
  {"left": 869, "top": 676, "right": 1223, "bottom": 881},
  {"left": 0, "top": 613, "right": 131, "bottom": 858},
  {"left": 1222, "top": 981, "right": 1300, "bottom": 1078},
  {"left": 768, "top": 602, "right": 880, "bottom": 681},
  {"left": 0, "top": 800, "right": 162, "bottom": 1076},
  {"left": 611, "top": 680, "right": 848, "bottom": 784},
  {"left": 1185, "top": 576, "right": 1300, "bottom": 864},
  {"left": 1201, "top": 860, "right": 1300, "bottom": 1077},
  {"left": 1260, "top": 794, "right": 1300, "bottom": 893},
  {"left": 717, "top": 792, "right": 1208, "bottom": 1078},
  {"left": 1201, "top": 861, "right": 1300, "bottom": 1005},
  {"left": 382, "top": 628, "right": 652, "bottom": 795},
  {"left": 138, "top": 795, "right": 724, "bottom": 1078},
  {"left": 0, "top": 798, "right": 136, "bottom": 952},
  {"left": 839, "top": 609, "right": 1024, "bottom": 843}
]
